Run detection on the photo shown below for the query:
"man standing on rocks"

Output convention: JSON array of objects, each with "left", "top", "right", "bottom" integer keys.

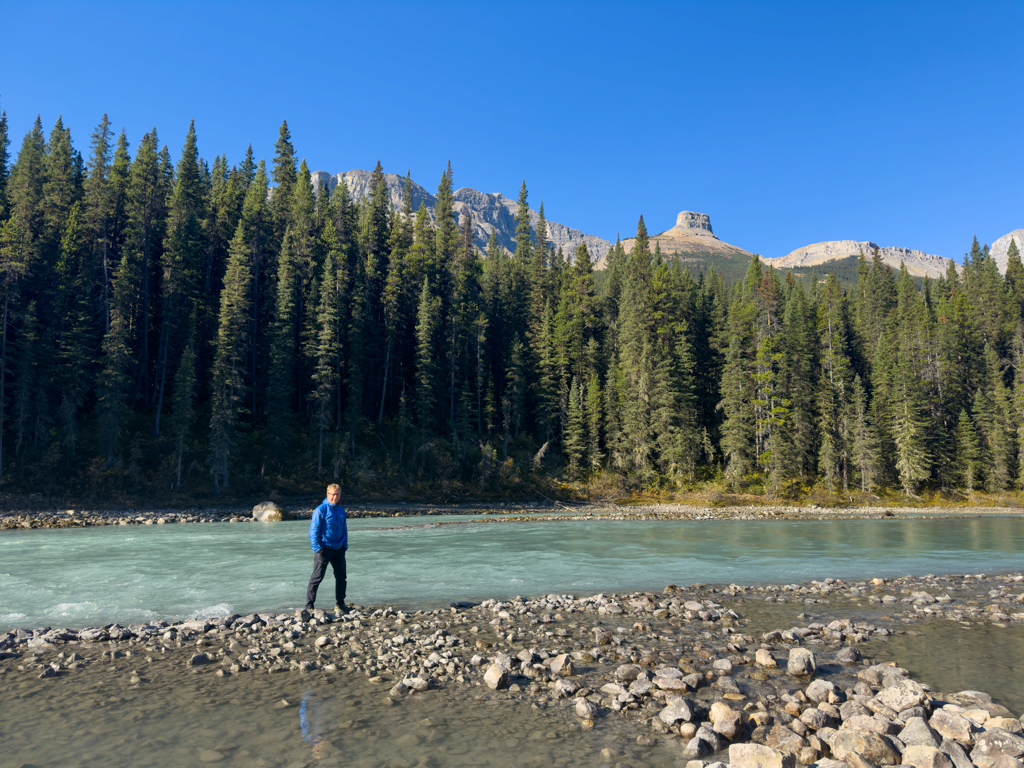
[{"left": 306, "top": 483, "right": 348, "bottom": 615}]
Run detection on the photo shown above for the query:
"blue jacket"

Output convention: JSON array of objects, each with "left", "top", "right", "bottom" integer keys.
[{"left": 309, "top": 498, "right": 347, "bottom": 552}]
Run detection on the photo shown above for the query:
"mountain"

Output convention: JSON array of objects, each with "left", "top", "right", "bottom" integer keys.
[
  {"left": 310, "top": 169, "right": 612, "bottom": 264},
  {"left": 990, "top": 229, "right": 1024, "bottom": 274},
  {"left": 604, "top": 211, "right": 753, "bottom": 277},
  {"left": 763, "top": 240, "right": 953, "bottom": 279}
]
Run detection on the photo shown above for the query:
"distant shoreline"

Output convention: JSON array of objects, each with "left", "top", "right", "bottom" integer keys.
[{"left": 3, "top": 502, "right": 1024, "bottom": 530}]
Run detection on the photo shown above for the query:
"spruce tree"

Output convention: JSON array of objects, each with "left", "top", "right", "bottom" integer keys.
[
  {"left": 208, "top": 223, "right": 253, "bottom": 491},
  {"left": 414, "top": 278, "right": 439, "bottom": 435},
  {"left": 167, "top": 339, "right": 197, "bottom": 489},
  {"left": 83, "top": 113, "right": 114, "bottom": 331},
  {"left": 563, "top": 376, "right": 585, "bottom": 477},
  {"left": 849, "top": 374, "right": 878, "bottom": 492},
  {"left": 954, "top": 408, "right": 981, "bottom": 491},
  {"left": 0, "top": 107, "right": 9, "bottom": 219},
  {"left": 155, "top": 121, "right": 206, "bottom": 437}
]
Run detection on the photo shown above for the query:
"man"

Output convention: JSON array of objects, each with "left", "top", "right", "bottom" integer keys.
[{"left": 306, "top": 483, "right": 348, "bottom": 614}]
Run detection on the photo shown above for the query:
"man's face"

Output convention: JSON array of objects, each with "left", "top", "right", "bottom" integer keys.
[{"left": 327, "top": 488, "right": 341, "bottom": 505}]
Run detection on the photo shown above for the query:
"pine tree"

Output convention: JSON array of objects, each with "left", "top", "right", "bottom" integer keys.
[
  {"left": 849, "top": 374, "right": 878, "bottom": 492},
  {"left": 817, "top": 274, "right": 853, "bottom": 491},
  {"left": 97, "top": 251, "right": 136, "bottom": 467},
  {"left": 83, "top": 113, "right": 114, "bottom": 331},
  {"left": 311, "top": 227, "right": 342, "bottom": 470},
  {"left": 268, "top": 229, "right": 299, "bottom": 460},
  {"left": 0, "top": 217, "right": 26, "bottom": 478},
  {"left": 584, "top": 372, "right": 603, "bottom": 472},
  {"left": 414, "top": 278, "right": 440, "bottom": 436},
  {"left": 167, "top": 339, "right": 197, "bottom": 489},
  {"left": 155, "top": 121, "right": 206, "bottom": 437},
  {"left": 954, "top": 408, "right": 981, "bottom": 491},
  {"left": 0, "top": 107, "right": 9, "bottom": 219},
  {"left": 270, "top": 120, "right": 297, "bottom": 241},
  {"left": 208, "top": 223, "right": 253, "bottom": 491},
  {"left": 563, "top": 376, "right": 585, "bottom": 477}
]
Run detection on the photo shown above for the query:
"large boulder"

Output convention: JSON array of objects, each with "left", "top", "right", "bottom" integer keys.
[
  {"left": 253, "top": 501, "right": 285, "bottom": 522},
  {"left": 830, "top": 729, "right": 902, "bottom": 765},
  {"left": 659, "top": 698, "right": 695, "bottom": 725},
  {"left": 876, "top": 679, "right": 930, "bottom": 712},
  {"left": 971, "top": 729, "right": 1024, "bottom": 761},
  {"left": 788, "top": 648, "right": 817, "bottom": 677},
  {"left": 483, "top": 663, "right": 508, "bottom": 690},
  {"left": 902, "top": 746, "right": 955, "bottom": 768},
  {"left": 728, "top": 743, "right": 796, "bottom": 768},
  {"left": 930, "top": 710, "right": 977, "bottom": 746}
]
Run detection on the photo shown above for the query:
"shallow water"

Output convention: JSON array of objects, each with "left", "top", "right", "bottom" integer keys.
[{"left": 4, "top": 516, "right": 1024, "bottom": 631}]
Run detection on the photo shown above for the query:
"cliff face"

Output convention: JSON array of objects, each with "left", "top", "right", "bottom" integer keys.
[
  {"left": 991, "top": 229, "right": 1024, "bottom": 274},
  {"left": 764, "top": 241, "right": 953, "bottom": 279},
  {"left": 310, "top": 169, "right": 612, "bottom": 264},
  {"left": 604, "top": 211, "right": 751, "bottom": 270}
]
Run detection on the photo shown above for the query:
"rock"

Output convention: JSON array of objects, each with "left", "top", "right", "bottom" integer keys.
[
  {"left": 902, "top": 745, "right": 955, "bottom": 768},
  {"left": 973, "top": 757, "right": 1024, "bottom": 768},
  {"left": 830, "top": 730, "right": 901, "bottom": 765},
  {"left": 615, "top": 663, "right": 642, "bottom": 682},
  {"left": 800, "top": 708, "right": 832, "bottom": 730},
  {"left": 844, "top": 715, "right": 899, "bottom": 736},
  {"left": 971, "top": 729, "right": 1024, "bottom": 760},
  {"left": 654, "top": 675, "right": 690, "bottom": 691},
  {"left": 900, "top": 718, "right": 941, "bottom": 748},
  {"left": 939, "top": 739, "right": 974, "bottom": 768},
  {"left": 713, "top": 658, "right": 734, "bottom": 674},
  {"left": 766, "top": 725, "right": 805, "bottom": 755},
  {"left": 728, "top": 743, "right": 796, "bottom": 768},
  {"left": 876, "top": 679, "right": 929, "bottom": 712},
  {"left": 788, "top": 648, "right": 817, "bottom": 677},
  {"left": 756, "top": 648, "right": 778, "bottom": 668},
  {"left": 389, "top": 681, "right": 409, "bottom": 697},
  {"left": 549, "top": 654, "right": 575, "bottom": 677},
  {"left": 836, "top": 647, "right": 862, "bottom": 664},
  {"left": 483, "top": 664, "right": 508, "bottom": 690},
  {"left": 493, "top": 651, "right": 513, "bottom": 670},
  {"left": 187, "top": 653, "right": 211, "bottom": 667},
  {"left": 988, "top": 719, "right": 1024, "bottom": 735},
  {"left": 807, "top": 680, "right": 838, "bottom": 704},
  {"left": 252, "top": 501, "right": 284, "bottom": 522},
  {"left": 575, "top": 698, "right": 598, "bottom": 718},
  {"left": 930, "top": 710, "right": 977, "bottom": 746},
  {"left": 697, "top": 726, "right": 724, "bottom": 753},
  {"left": 766, "top": 240, "right": 951, "bottom": 280},
  {"left": 841, "top": 701, "right": 873, "bottom": 721},
  {"left": 407, "top": 677, "right": 429, "bottom": 692},
  {"left": 79, "top": 629, "right": 109, "bottom": 643},
  {"left": 684, "top": 735, "right": 711, "bottom": 759},
  {"left": 714, "top": 707, "right": 746, "bottom": 741},
  {"left": 555, "top": 678, "right": 580, "bottom": 698},
  {"left": 991, "top": 230, "right": 1024, "bottom": 275},
  {"left": 659, "top": 699, "right": 694, "bottom": 725}
]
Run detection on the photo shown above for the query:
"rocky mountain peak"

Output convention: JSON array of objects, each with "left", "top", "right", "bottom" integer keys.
[
  {"left": 308, "top": 169, "right": 612, "bottom": 264},
  {"left": 672, "top": 211, "right": 716, "bottom": 237}
]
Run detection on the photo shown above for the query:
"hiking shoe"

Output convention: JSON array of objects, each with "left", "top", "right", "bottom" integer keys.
[{"left": 335, "top": 604, "right": 350, "bottom": 616}]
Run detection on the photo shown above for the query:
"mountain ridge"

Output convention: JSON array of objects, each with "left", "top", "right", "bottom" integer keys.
[{"left": 310, "top": 169, "right": 613, "bottom": 264}]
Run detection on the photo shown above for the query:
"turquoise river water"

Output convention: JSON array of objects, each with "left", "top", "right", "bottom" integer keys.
[{"left": 4, "top": 515, "right": 1024, "bottom": 632}]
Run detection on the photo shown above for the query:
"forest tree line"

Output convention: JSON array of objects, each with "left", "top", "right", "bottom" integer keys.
[{"left": 0, "top": 111, "right": 1021, "bottom": 499}]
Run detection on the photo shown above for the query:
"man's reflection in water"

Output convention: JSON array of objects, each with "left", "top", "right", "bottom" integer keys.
[{"left": 299, "top": 690, "right": 325, "bottom": 758}]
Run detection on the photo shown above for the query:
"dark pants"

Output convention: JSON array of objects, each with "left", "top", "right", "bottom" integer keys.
[{"left": 305, "top": 547, "right": 346, "bottom": 610}]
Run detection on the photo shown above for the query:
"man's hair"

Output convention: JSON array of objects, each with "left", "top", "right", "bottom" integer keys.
[{"left": 326, "top": 483, "right": 340, "bottom": 494}]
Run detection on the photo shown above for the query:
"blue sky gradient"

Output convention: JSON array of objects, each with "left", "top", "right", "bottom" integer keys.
[{"left": 2, "top": 0, "right": 1020, "bottom": 261}]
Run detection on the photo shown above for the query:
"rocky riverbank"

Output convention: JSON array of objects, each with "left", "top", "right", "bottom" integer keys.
[
  {"left": 4, "top": 572, "right": 1024, "bottom": 768},
  {"left": 2, "top": 502, "right": 1020, "bottom": 530}
]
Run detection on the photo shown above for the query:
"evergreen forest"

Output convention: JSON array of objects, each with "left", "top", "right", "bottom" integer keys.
[{"left": 0, "top": 111, "right": 1022, "bottom": 503}]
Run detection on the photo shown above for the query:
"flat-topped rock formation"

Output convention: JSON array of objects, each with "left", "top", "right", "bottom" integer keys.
[
  {"left": 765, "top": 240, "right": 954, "bottom": 279},
  {"left": 990, "top": 229, "right": 1024, "bottom": 274},
  {"left": 602, "top": 211, "right": 751, "bottom": 269},
  {"left": 310, "top": 169, "right": 612, "bottom": 264}
]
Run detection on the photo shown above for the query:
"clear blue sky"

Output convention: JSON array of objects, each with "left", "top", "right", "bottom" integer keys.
[{"left": 2, "top": 1, "right": 1021, "bottom": 261}]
